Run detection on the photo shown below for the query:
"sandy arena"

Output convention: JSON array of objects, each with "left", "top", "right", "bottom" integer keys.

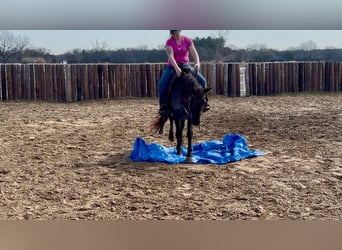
[{"left": 0, "top": 94, "right": 341, "bottom": 220}]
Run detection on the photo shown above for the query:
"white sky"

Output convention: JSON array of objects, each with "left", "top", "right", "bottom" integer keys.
[{"left": 10, "top": 30, "right": 342, "bottom": 55}]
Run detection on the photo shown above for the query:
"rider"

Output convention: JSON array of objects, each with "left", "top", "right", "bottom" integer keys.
[{"left": 158, "top": 30, "right": 210, "bottom": 116}]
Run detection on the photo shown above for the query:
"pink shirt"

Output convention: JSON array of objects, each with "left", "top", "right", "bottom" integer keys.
[{"left": 165, "top": 35, "right": 193, "bottom": 66}]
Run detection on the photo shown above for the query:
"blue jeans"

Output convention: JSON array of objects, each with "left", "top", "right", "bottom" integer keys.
[{"left": 158, "top": 64, "right": 207, "bottom": 105}]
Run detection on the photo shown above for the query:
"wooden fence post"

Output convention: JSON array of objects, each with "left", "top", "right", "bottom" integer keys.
[
  {"left": 298, "top": 63, "right": 304, "bottom": 92},
  {"left": 251, "top": 63, "right": 257, "bottom": 96},
  {"left": 215, "top": 63, "right": 223, "bottom": 95},
  {"left": 113, "top": 64, "right": 120, "bottom": 98},
  {"left": 108, "top": 64, "right": 115, "bottom": 99},
  {"left": 154, "top": 63, "right": 161, "bottom": 97},
  {"left": 124, "top": 64, "right": 130, "bottom": 97},
  {"left": 289, "top": 62, "right": 294, "bottom": 93},
  {"left": 5, "top": 65, "right": 13, "bottom": 100},
  {"left": 244, "top": 63, "right": 250, "bottom": 96},
  {"left": 223, "top": 63, "right": 228, "bottom": 96},
  {"left": 151, "top": 64, "right": 157, "bottom": 97},
  {"left": 102, "top": 64, "right": 109, "bottom": 99},
  {"left": 210, "top": 64, "right": 216, "bottom": 94},
  {"left": 334, "top": 62, "right": 340, "bottom": 92},
  {"left": 318, "top": 62, "right": 323, "bottom": 92},
  {"left": 70, "top": 64, "right": 77, "bottom": 101},
  {"left": 79, "top": 64, "right": 86, "bottom": 100},
  {"left": 201, "top": 63, "right": 207, "bottom": 88},
  {"left": 227, "top": 64, "right": 233, "bottom": 97},
  {"left": 268, "top": 63, "right": 273, "bottom": 95},
  {"left": 293, "top": 62, "right": 299, "bottom": 93},
  {"left": 122, "top": 64, "right": 127, "bottom": 98},
  {"left": 312, "top": 62, "right": 319, "bottom": 92},
  {"left": 135, "top": 64, "right": 141, "bottom": 97},
  {"left": 14, "top": 64, "right": 22, "bottom": 100},
  {"left": 97, "top": 64, "right": 103, "bottom": 99},
  {"left": 140, "top": 64, "right": 147, "bottom": 97},
  {"left": 86, "top": 64, "right": 93, "bottom": 100},
  {"left": 271, "top": 63, "right": 276, "bottom": 95},
  {"left": 256, "top": 63, "right": 263, "bottom": 96},
  {"left": 338, "top": 62, "right": 342, "bottom": 91},
  {"left": 235, "top": 63, "right": 240, "bottom": 97},
  {"left": 284, "top": 63, "right": 289, "bottom": 93},
  {"left": 146, "top": 64, "right": 153, "bottom": 97},
  {"left": 265, "top": 63, "right": 270, "bottom": 96},
  {"left": 0, "top": 65, "right": 2, "bottom": 101},
  {"left": 64, "top": 64, "right": 72, "bottom": 102},
  {"left": 203, "top": 63, "right": 211, "bottom": 90},
  {"left": 33, "top": 64, "right": 40, "bottom": 100},
  {"left": 41, "top": 64, "right": 47, "bottom": 101},
  {"left": 45, "top": 64, "right": 53, "bottom": 101},
  {"left": 324, "top": 62, "right": 331, "bottom": 92},
  {"left": 130, "top": 64, "right": 136, "bottom": 97},
  {"left": 303, "top": 63, "right": 308, "bottom": 92}
]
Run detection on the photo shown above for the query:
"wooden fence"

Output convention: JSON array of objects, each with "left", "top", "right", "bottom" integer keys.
[
  {"left": 0, "top": 62, "right": 341, "bottom": 102},
  {"left": 246, "top": 62, "right": 342, "bottom": 96},
  {"left": 0, "top": 63, "right": 240, "bottom": 102}
]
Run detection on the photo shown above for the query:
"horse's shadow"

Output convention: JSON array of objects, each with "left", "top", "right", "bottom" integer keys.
[{"left": 74, "top": 151, "right": 170, "bottom": 173}]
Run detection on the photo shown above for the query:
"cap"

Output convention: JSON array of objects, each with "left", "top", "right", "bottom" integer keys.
[{"left": 170, "top": 30, "right": 181, "bottom": 35}]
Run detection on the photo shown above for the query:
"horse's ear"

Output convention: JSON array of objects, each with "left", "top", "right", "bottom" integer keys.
[{"left": 204, "top": 88, "right": 212, "bottom": 94}]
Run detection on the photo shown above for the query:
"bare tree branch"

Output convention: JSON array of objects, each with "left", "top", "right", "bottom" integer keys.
[{"left": 0, "top": 31, "right": 30, "bottom": 63}]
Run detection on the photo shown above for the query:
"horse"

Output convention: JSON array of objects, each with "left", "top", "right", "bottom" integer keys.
[{"left": 152, "top": 68, "right": 211, "bottom": 162}]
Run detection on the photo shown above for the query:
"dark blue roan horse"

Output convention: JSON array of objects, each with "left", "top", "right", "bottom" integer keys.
[{"left": 152, "top": 68, "right": 211, "bottom": 162}]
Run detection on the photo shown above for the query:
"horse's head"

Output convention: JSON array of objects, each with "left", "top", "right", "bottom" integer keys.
[
  {"left": 190, "top": 80, "right": 211, "bottom": 126},
  {"left": 169, "top": 70, "right": 211, "bottom": 126}
]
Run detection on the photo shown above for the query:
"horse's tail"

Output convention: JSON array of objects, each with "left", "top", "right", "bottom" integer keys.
[{"left": 151, "top": 113, "right": 168, "bottom": 134}]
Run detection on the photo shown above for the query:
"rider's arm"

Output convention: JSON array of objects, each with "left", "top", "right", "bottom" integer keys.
[
  {"left": 166, "top": 45, "right": 182, "bottom": 77},
  {"left": 189, "top": 44, "right": 200, "bottom": 70}
]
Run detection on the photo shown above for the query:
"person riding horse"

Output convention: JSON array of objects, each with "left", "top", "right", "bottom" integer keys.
[
  {"left": 152, "top": 65, "right": 211, "bottom": 162},
  {"left": 158, "top": 30, "right": 210, "bottom": 117}
]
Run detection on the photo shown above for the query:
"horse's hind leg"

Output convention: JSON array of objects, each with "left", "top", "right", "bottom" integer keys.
[
  {"left": 168, "top": 118, "right": 174, "bottom": 142},
  {"left": 158, "top": 115, "right": 168, "bottom": 135}
]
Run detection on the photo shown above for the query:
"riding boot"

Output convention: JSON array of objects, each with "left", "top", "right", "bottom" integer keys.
[
  {"left": 202, "top": 95, "right": 210, "bottom": 112},
  {"left": 159, "top": 103, "right": 168, "bottom": 116}
]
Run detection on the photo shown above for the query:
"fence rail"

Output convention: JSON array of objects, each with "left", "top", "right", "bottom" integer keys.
[{"left": 0, "top": 62, "right": 341, "bottom": 102}]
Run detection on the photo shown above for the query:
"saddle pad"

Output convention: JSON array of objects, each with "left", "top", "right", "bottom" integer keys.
[{"left": 129, "top": 134, "right": 266, "bottom": 164}]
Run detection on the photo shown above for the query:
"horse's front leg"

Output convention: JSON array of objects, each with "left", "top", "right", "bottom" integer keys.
[
  {"left": 168, "top": 117, "right": 174, "bottom": 142},
  {"left": 175, "top": 119, "right": 183, "bottom": 155},
  {"left": 186, "top": 118, "right": 194, "bottom": 163}
]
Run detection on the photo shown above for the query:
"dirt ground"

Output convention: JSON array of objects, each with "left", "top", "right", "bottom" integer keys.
[{"left": 0, "top": 94, "right": 341, "bottom": 220}]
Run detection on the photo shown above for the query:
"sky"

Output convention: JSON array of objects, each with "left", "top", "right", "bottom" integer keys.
[{"left": 9, "top": 30, "right": 342, "bottom": 55}]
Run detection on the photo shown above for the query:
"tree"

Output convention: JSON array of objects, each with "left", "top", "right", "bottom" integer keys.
[
  {"left": 193, "top": 33, "right": 228, "bottom": 61},
  {"left": 246, "top": 43, "right": 269, "bottom": 50},
  {"left": 91, "top": 39, "right": 109, "bottom": 52},
  {"left": 299, "top": 40, "right": 318, "bottom": 51},
  {"left": 299, "top": 40, "right": 318, "bottom": 61},
  {"left": 0, "top": 31, "right": 30, "bottom": 63}
]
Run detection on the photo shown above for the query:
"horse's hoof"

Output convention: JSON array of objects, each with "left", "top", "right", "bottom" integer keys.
[
  {"left": 168, "top": 136, "right": 174, "bottom": 142},
  {"left": 186, "top": 156, "right": 194, "bottom": 163}
]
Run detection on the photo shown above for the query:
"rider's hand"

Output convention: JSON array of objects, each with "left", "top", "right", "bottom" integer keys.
[
  {"left": 194, "top": 63, "right": 200, "bottom": 71},
  {"left": 175, "top": 66, "right": 182, "bottom": 77}
]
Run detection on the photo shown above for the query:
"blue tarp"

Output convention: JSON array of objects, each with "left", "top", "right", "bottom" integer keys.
[{"left": 129, "top": 134, "right": 266, "bottom": 164}]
